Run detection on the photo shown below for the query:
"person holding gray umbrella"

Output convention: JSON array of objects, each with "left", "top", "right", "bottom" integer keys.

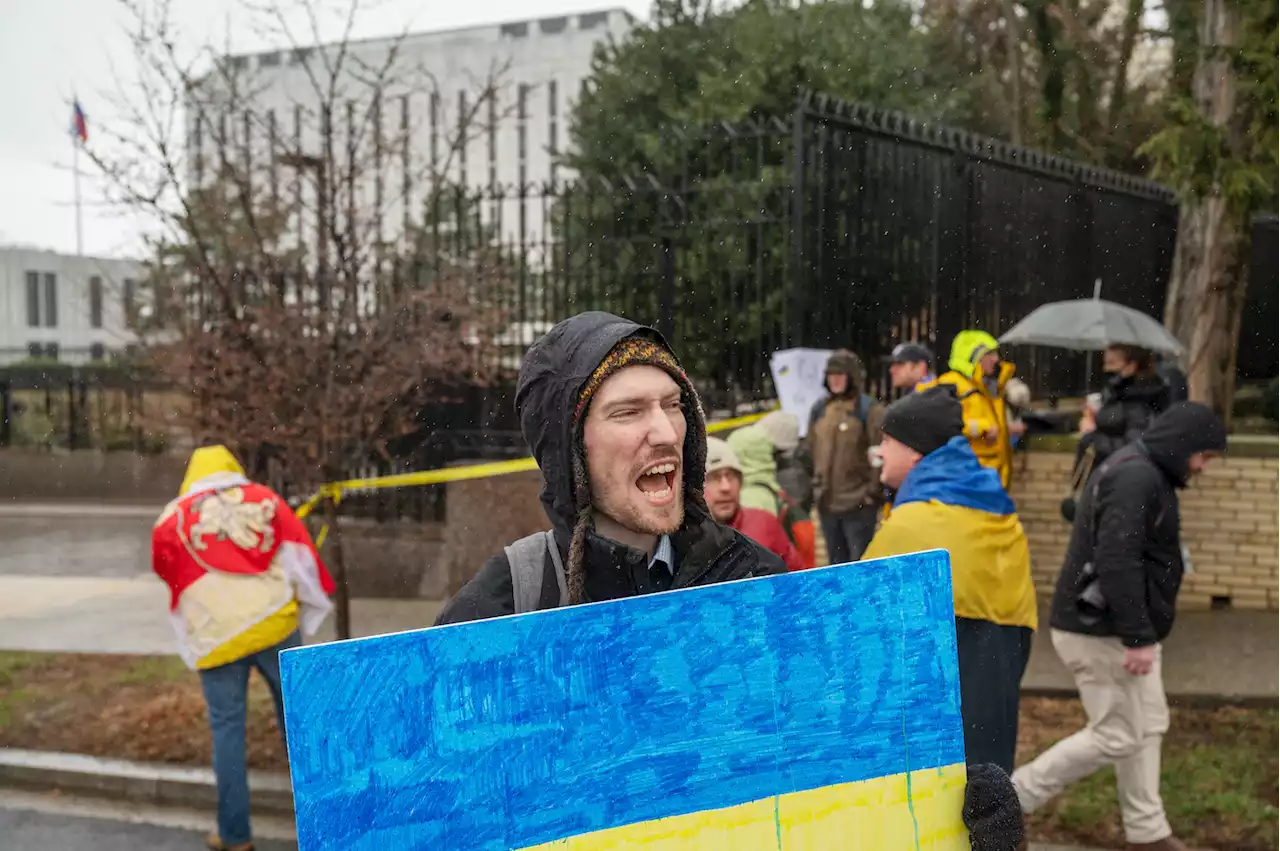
[{"left": 1079, "top": 345, "right": 1172, "bottom": 467}]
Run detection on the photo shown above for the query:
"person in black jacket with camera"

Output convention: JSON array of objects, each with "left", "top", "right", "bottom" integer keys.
[{"left": 1014, "top": 402, "right": 1227, "bottom": 851}]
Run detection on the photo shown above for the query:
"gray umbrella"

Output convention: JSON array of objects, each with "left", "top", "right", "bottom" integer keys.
[{"left": 999, "top": 297, "right": 1184, "bottom": 356}]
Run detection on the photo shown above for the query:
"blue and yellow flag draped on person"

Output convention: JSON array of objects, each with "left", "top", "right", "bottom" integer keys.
[{"left": 863, "top": 436, "right": 1037, "bottom": 630}]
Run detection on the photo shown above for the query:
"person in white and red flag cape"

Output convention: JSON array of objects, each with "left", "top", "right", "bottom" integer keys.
[{"left": 152, "top": 445, "right": 335, "bottom": 851}]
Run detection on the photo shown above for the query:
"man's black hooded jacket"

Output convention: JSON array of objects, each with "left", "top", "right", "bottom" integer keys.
[
  {"left": 435, "top": 312, "right": 784, "bottom": 625},
  {"left": 1051, "top": 402, "right": 1228, "bottom": 647}
]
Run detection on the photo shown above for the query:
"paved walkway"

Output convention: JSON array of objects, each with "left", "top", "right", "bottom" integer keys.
[
  {"left": 0, "top": 575, "right": 444, "bottom": 653},
  {"left": 1, "top": 573, "right": 1274, "bottom": 701},
  {"left": 1, "top": 502, "right": 1274, "bottom": 701}
]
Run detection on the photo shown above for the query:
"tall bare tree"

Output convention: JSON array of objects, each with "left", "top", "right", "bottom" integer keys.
[{"left": 90, "top": 0, "right": 520, "bottom": 635}]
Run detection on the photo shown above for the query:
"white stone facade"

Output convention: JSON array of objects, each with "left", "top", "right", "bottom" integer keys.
[{"left": 0, "top": 246, "right": 144, "bottom": 365}]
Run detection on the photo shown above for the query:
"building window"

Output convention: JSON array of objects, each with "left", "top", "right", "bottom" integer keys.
[
  {"left": 43, "top": 273, "right": 58, "bottom": 328},
  {"left": 579, "top": 11, "right": 608, "bottom": 29},
  {"left": 291, "top": 47, "right": 312, "bottom": 65},
  {"left": 89, "top": 276, "right": 104, "bottom": 329},
  {"left": 26, "top": 342, "right": 58, "bottom": 361},
  {"left": 539, "top": 16, "right": 568, "bottom": 34},
  {"left": 25, "top": 271, "right": 40, "bottom": 327},
  {"left": 90, "top": 343, "right": 106, "bottom": 361},
  {"left": 259, "top": 51, "right": 281, "bottom": 68},
  {"left": 123, "top": 278, "right": 136, "bottom": 327},
  {"left": 500, "top": 22, "right": 528, "bottom": 38}
]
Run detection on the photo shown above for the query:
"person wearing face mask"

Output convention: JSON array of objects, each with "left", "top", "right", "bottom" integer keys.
[
  {"left": 1013, "top": 403, "right": 1227, "bottom": 851},
  {"left": 1079, "top": 345, "right": 1172, "bottom": 466}
]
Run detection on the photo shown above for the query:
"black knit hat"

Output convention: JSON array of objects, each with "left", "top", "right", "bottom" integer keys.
[{"left": 881, "top": 386, "right": 964, "bottom": 457}]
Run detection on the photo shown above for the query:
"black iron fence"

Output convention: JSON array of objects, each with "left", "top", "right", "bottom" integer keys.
[
  {"left": 711, "top": 92, "right": 1178, "bottom": 399},
  {"left": 3, "top": 92, "right": 1187, "bottom": 489},
  {"left": 1240, "top": 214, "right": 1278, "bottom": 383}
]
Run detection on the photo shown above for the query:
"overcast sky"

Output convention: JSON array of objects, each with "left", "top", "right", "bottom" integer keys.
[{"left": 0, "top": 0, "right": 650, "bottom": 259}]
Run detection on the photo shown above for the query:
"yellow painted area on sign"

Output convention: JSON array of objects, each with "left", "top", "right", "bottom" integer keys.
[{"left": 518, "top": 761, "right": 969, "bottom": 851}]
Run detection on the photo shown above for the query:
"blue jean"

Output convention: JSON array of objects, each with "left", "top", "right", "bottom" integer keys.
[{"left": 198, "top": 631, "right": 301, "bottom": 845}]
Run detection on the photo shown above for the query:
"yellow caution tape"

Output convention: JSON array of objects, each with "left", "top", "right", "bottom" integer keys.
[{"left": 296, "top": 411, "right": 768, "bottom": 522}]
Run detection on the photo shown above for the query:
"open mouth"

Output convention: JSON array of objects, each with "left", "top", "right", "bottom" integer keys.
[{"left": 635, "top": 461, "right": 678, "bottom": 505}]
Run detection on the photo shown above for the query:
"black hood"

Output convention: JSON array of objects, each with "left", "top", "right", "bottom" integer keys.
[
  {"left": 514, "top": 311, "right": 708, "bottom": 542},
  {"left": 1138, "top": 401, "right": 1228, "bottom": 487}
]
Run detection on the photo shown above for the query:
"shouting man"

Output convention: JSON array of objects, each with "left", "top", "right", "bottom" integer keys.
[{"left": 435, "top": 312, "right": 785, "bottom": 622}]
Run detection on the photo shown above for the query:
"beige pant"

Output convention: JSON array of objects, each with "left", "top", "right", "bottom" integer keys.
[{"left": 1012, "top": 629, "right": 1171, "bottom": 844}]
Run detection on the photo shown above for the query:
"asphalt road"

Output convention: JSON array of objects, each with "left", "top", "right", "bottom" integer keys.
[
  {"left": 0, "top": 510, "right": 152, "bottom": 578},
  {"left": 0, "top": 804, "right": 297, "bottom": 851}
]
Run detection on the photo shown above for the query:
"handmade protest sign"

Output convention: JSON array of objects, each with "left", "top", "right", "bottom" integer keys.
[
  {"left": 769, "top": 348, "right": 834, "bottom": 437},
  {"left": 280, "top": 550, "right": 968, "bottom": 850}
]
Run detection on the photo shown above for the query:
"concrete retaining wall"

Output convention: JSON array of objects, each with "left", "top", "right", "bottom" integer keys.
[{"left": 0, "top": 450, "right": 185, "bottom": 503}]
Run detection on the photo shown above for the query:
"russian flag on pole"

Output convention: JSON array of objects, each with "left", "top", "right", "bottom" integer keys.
[{"left": 71, "top": 100, "right": 88, "bottom": 144}]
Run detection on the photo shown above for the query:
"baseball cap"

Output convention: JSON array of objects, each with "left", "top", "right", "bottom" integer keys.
[{"left": 886, "top": 342, "right": 934, "bottom": 366}]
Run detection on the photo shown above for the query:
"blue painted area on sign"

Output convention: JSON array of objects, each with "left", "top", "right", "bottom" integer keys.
[{"left": 279, "top": 550, "right": 964, "bottom": 851}]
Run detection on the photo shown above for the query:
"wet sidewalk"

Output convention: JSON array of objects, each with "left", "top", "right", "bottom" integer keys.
[
  {"left": 1, "top": 574, "right": 1274, "bottom": 702},
  {"left": 0, "top": 574, "right": 444, "bottom": 653}
]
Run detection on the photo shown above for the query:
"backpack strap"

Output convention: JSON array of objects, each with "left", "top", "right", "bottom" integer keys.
[{"left": 504, "top": 530, "right": 569, "bottom": 614}]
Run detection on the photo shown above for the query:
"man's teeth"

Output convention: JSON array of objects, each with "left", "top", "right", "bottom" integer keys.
[
  {"left": 645, "top": 487, "right": 672, "bottom": 500},
  {"left": 644, "top": 463, "right": 676, "bottom": 476}
]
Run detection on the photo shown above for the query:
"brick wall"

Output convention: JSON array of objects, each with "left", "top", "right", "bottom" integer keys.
[{"left": 1008, "top": 440, "right": 1278, "bottom": 612}]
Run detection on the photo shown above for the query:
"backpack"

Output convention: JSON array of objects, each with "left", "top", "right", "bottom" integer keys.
[
  {"left": 760, "top": 484, "right": 817, "bottom": 570},
  {"left": 504, "top": 530, "right": 568, "bottom": 614}
]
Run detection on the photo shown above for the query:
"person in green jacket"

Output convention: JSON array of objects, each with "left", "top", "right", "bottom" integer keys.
[
  {"left": 727, "top": 425, "right": 783, "bottom": 514},
  {"left": 727, "top": 424, "right": 816, "bottom": 569}
]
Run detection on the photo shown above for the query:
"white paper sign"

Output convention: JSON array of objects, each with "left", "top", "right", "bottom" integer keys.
[{"left": 769, "top": 348, "right": 834, "bottom": 438}]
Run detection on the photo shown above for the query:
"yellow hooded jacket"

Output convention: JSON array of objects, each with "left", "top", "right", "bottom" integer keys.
[{"left": 918, "top": 330, "right": 1016, "bottom": 489}]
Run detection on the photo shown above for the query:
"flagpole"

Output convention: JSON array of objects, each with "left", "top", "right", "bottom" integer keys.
[{"left": 72, "top": 130, "right": 84, "bottom": 256}]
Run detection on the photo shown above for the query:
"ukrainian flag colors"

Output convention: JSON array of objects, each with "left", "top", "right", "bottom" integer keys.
[
  {"left": 281, "top": 550, "right": 967, "bottom": 851},
  {"left": 519, "top": 764, "right": 969, "bottom": 850}
]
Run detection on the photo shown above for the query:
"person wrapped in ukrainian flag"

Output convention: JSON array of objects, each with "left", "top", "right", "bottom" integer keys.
[{"left": 862, "top": 387, "right": 1037, "bottom": 776}]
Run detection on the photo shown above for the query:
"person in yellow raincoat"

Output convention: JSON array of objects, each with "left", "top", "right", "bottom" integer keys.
[
  {"left": 918, "top": 330, "right": 1025, "bottom": 489},
  {"left": 862, "top": 387, "right": 1037, "bottom": 774}
]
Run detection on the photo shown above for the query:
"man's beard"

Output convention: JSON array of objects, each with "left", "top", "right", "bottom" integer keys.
[{"left": 593, "top": 480, "right": 685, "bottom": 538}]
